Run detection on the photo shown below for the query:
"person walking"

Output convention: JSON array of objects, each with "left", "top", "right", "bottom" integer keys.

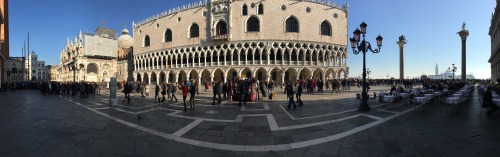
[
  {"left": 171, "top": 83, "right": 178, "bottom": 102},
  {"left": 122, "top": 82, "right": 131, "bottom": 103},
  {"left": 212, "top": 81, "right": 222, "bottom": 105},
  {"left": 179, "top": 81, "right": 189, "bottom": 111},
  {"left": 260, "top": 81, "right": 267, "bottom": 100},
  {"left": 161, "top": 83, "right": 167, "bottom": 102},
  {"left": 286, "top": 83, "right": 297, "bottom": 110},
  {"left": 140, "top": 83, "right": 146, "bottom": 98},
  {"left": 145, "top": 83, "right": 150, "bottom": 97},
  {"left": 238, "top": 81, "right": 247, "bottom": 106},
  {"left": 296, "top": 82, "right": 303, "bottom": 107},
  {"left": 166, "top": 83, "right": 171, "bottom": 100},
  {"left": 154, "top": 83, "right": 161, "bottom": 102},
  {"left": 189, "top": 82, "right": 196, "bottom": 110}
]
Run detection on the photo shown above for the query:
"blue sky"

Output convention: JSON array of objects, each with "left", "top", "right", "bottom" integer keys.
[{"left": 9, "top": 0, "right": 495, "bottom": 79}]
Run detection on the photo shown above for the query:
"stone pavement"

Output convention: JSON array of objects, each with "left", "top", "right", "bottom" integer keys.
[{"left": 0, "top": 85, "right": 499, "bottom": 157}]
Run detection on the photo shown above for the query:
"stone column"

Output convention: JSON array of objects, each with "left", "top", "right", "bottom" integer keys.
[
  {"left": 174, "top": 74, "right": 179, "bottom": 83},
  {"left": 396, "top": 35, "right": 407, "bottom": 81},
  {"left": 458, "top": 24, "right": 469, "bottom": 81},
  {"left": 238, "top": 52, "right": 241, "bottom": 65},
  {"left": 198, "top": 54, "right": 201, "bottom": 67},
  {"left": 165, "top": 74, "right": 169, "bottom": 84}
]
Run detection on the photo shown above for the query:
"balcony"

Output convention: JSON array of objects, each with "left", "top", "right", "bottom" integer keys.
[{"left": 211, "top": 34, "right": 229, "bottom": 41}]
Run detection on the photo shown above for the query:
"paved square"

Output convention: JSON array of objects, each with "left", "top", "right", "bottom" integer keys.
[{"left": 1, "top": 85, "right": 499, "bottom": 156}]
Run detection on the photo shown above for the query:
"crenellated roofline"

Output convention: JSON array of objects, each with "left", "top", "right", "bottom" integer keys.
[{"left": 133, "top": 0, "right": 348, "bottom": 29}]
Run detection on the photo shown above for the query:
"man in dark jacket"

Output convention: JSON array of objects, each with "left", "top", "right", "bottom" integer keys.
[
  {"left": 286, "top": 83, "right": 296, "bottom": 110},
  {"left": 122, "top": 82, "right": 131, "bottom": 103},
  {"left": 213, "top": 81, "right": 222, "bottom": 105},
  {"left": 238, "top": 81, "right": 247, "bottom": 106}
]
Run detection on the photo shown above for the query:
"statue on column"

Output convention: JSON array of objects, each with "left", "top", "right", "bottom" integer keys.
[
  {"left": 399, "top": 35, "right": 406, "bottom": 42},
  {"left": 461, "top": 22, "right": 466, "bottom": 31}
]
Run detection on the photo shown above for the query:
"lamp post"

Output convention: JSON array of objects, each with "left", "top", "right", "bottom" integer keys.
[
  {"left": 350, "top": 21, "right": 383, "bottom": 111},
  {"left": 448, "top": 64, "right": 457, "bottom": 80}
]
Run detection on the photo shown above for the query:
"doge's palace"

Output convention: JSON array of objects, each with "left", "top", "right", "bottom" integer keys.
[{"left": 133, "top": 0, "right": 349, "bottom": 85}]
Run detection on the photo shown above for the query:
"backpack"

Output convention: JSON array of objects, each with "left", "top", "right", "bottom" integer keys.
[{"left": 189, "top": 85, "right": 196, "bottom": 94}]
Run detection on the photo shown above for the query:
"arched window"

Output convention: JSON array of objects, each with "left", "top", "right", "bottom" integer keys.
[
  {"left": 257, "top": 4, "right": 264, "bottom": 14},
  {"left": 164, "top": 29, "right": 172, "bottom": 42},
  {"left": 242, "top": 4, "right": 248, "bottom": 16},
  {"left": 190, "top": 23, "right": 199, "bottom": 38},
  {"left": 144, "top": 35, "right": 150, "bottom": 47},
  {"left": 247, "top": 16, "right": 260, "bottom": 32},
  {"left": 285, "top": 17, "right": 299, "bottom": 32},
  {"left": 321, "top": 21, "right": 331, "bottom": 36},
  {"left": 216, "top": 21, "right": 228, "bottom": 36},
  {"left": 11, "top": 68, "right": 17, "bottom": 75}
]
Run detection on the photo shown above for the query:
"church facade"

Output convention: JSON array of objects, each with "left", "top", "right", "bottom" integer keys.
[{"left": 132, "top": 0, "right": 349, "bottom": 85}]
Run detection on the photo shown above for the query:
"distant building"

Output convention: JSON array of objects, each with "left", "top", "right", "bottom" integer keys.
[
  {"left": 489, "top": 0, "right": 500, "bottom": 83},
  {"left": 427, "top": 63, "right": 475, "bottom": 80},
  {"left": 26, "top": 51, "right": 48, "bottom": 81},
  {"left": 116, "top": 26, "right": 134, "bottom": 82},
  {"left": 50, "top": 65, "right": 59, "bottom": 81},
  {"left": 3, "top": 56, "right": 23, "bottom": 83},
  {"left": 57, "top": 27, "right": 119, "bottom": 82}
]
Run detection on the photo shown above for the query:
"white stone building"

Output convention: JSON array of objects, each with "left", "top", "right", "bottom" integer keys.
[
  {"left": 26, "top": 51, "right": 48, "bottom": 81},
  {"left": 57, "top": 27, "right": 118, "bottom": 82},
  {"left": 427, "top": 63, "right": 475, "bottom": 80},
  {"left": 133, "top": 0, "right": 349, "bottom": 85}
]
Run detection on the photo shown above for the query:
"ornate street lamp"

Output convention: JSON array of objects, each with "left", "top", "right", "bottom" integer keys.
[
  {"left": 448, "top": 64, "right": 457, "bottom": 80},
  {"left": 349, "top": 21, "right": 383, "bottom": 111}
]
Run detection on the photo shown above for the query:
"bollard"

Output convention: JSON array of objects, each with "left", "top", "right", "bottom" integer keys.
[{"left": 109, "top": 77, "right": 117, "bottom": 106}]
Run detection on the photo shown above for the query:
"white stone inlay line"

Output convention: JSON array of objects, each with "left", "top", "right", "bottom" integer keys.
[
  {"left": 88, "top": 101, "right": 105, "bottom": 106},
  {"left": 280, "top": 103, "right": 386, "bottom": 120},
  {"left": 378, "top": 109, "right": 399, "bottom": 114},
  {"left": 173, "top": 119, "right": 203, "bottom": 136},
  {"left": 117, "top": 104, "right": 158, "bottom": 110},
  {"left": 94, "top": 107, "right": 110, "bottom": 110},
  {"left": 64, "top": 97, "right": 414, "bottom": 152},
  {"left": 278, "top": 115, "right": 360, "bottom": 130},
  {"left": 360, "top": 113, "right": 383, "bottom": 120},
  {"left": 263, "top": 103, "right": 270, "bottom": 110}
]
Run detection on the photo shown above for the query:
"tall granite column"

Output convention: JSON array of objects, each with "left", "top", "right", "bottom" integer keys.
[
  {"left": 458, "top": 22, "right": 469, "bottom": 81},
  {"left": 396, "top": 35, "right": 407, "bottom": 81}
]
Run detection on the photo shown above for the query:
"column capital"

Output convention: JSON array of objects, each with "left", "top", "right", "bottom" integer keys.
[{"left": 458, "top": 30, "right": 469, "bottom": 40}]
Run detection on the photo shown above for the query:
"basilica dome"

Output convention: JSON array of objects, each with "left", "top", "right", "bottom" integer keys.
[{"left": 118, "top": 27, "right": 134, "bottom": 48}]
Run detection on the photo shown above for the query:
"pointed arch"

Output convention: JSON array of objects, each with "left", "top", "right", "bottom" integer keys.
[
  {"left": 285, "top": 16, "right": 299, "bottom": 32},
  {"left": 257, "top": 3, "right": 264, "bottom": 14},
  {"left": 246, "top": 16, "right": 260, "bottom": 32},
  {"left": 189, "top": 23, "right": 199, "bottom": 38},
  {"left": 164, "top": 29, "right": 172, "bottom": 42},
  {"left": 242, "top": 4, "right": 248, "bottom": 16},
  {"left": 143, "top": 35, "right": 150, "bottom": 47},
  {"left": 320, "top": 20, "right": 332, "bottom": 36},
  {"left": 216, "top": 20, "right": 228, "bottom": 36}
]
